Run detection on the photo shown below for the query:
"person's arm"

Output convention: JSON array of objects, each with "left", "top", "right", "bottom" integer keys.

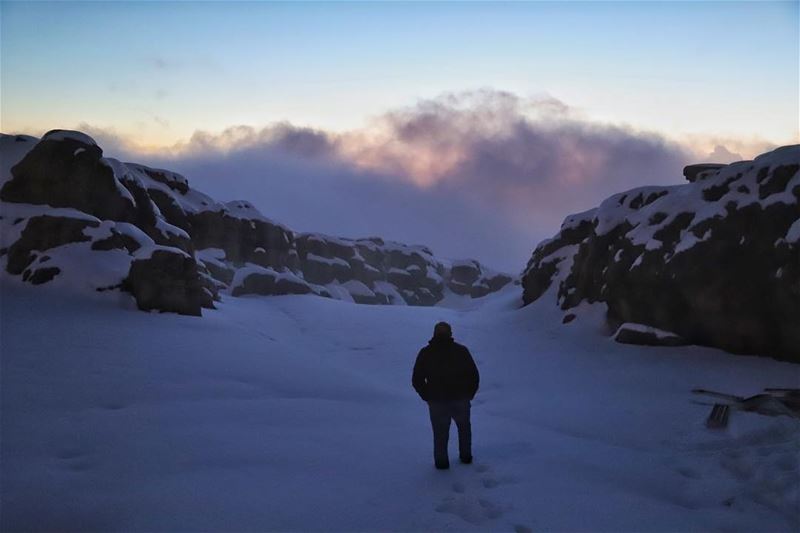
[
  {"left": 464, "top": 348, "right": 480, "bottom": 399},
  {"left": 412, "top": 349, "right": 428, "bottom": 401}
]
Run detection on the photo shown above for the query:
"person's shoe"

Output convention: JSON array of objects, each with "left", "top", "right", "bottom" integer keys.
[
  {"left": 435, "top": 461, "right": 450, "bottom": 470},
  {"left": 459, "top": 455, "right": 473, "bottom": 465}
]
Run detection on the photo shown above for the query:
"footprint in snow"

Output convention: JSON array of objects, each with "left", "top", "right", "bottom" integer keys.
[
  {"left": 675, "top": 466, "right": 701, "bottom": 479},
  {"left": 56, "top": 448, "right": 85, "bottom": 460},
  {"left": 480, "top": 473, "right": 520, "bottom": 489},
  {"left": 55, "top": 448, "right": 93, "bottom": 472},
  {"left": 478, "top": 498, "right": 503, "bottom": 519},
  {"left": 435, "top": 494, "right": 506, "bottom": 524},
  {"left": 435, "top": 463, "right": 512, "bottom": 525}
]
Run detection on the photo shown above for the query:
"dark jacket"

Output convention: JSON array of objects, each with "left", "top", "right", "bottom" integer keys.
[{"left": 412, "top": 338, "right": 480, "bottom": 402}]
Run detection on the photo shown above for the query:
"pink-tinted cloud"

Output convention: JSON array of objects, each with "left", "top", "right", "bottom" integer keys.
[{"left": 64, "top": 90, "right": 769, "bottom": 271}]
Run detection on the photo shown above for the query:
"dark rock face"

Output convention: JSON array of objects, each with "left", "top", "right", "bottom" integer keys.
[
  {"left": 0, "top": 130, "right": 193, "bottom": 256},
  {"left": 28, "top": 267, "right": 61, "bottom": 285},
  {"left": 198, "top": 259, "right": 235, "bottom": 286},
  {"left": 144, "top": 187, "right": 192, "bottom": 233},
  {"left": 7, "top": 215, "right": 98, "bottom": 276},
  {"left": 448, "top": 259, "right": 513, "bottom": 298},
  {"left": 1, "top": 130, "right": 137, "bottom": 222},
  {"left": 683, "top": 163, "right": 727, "bottom": 183},
  {"left": 522, "top": 145, "right": 800, "bottom": 361},
  {"left": 124, "top": 249, "right": 215, "bottom": 316},
  {"left": 114, "top": 172, "right": 193, "bottom": 254},
  {"left": 295, "top": 234, "right": 354, "bottom": 285},
  {"left": 0, "top": 130, "right": 512, "bottom": 315},
  {"left": 450, "top": 260, "right": 481, "bottom": 289},
  {"left": 189, "top": 210, "right": 296, "bottom": 268},
  {"left": 291, "top": 233, "right": 510, "bottom": 305}
]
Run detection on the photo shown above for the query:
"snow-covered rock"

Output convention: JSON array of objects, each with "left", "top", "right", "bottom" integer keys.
[
  {"left": 230, "top": 265, "right": 313, "bottom": 297},
  {"left": 522, "top": 144, "right": 800, "bottom": 361},
  {"left": 1, "top": 130, "right": 138, "bottom": 222},
  {"left": 0, "top": 131, "right": 512, "bottom": 313},
  {"left": 613, "top": 322, "right": 688, "bottom": 347},
  {"left": 683, "top": 163, "right": 728, "bottom": 183}
]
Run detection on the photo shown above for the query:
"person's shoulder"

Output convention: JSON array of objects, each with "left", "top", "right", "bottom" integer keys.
[{"left": 453, "top": 341, "right": 471, "bottom": 353}]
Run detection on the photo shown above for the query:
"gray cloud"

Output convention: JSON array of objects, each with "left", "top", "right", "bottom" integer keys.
[{"left": 74, "top": 91, "right": 700, "bottom": 272}]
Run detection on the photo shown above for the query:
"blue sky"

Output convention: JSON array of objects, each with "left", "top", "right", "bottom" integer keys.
[
  {"left": 2, "top": 1, "right": 798, "bottom": 148},
  {"left": 1, "top": 1, "right": 798, "bottom": 269}
]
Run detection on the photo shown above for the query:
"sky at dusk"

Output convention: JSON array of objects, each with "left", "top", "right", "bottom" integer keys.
[{"left": 2, "top": 1, "right": 798, "bottom": 271}]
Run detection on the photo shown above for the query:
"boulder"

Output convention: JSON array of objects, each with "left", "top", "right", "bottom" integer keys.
[
  {"left": 450, "top": 260, "right": 481, "bottom": 287},
  {"left": 1, "top": 130, "right": 137, "bottom": 222},
  {"left": 124, "top": 248, "right": 214, "bottom": 316},
  {"left": 684, "top": 163, "right": 728, "bottom": 183},
  {"left": 485, "top": 273, "right": 514, "bottom": 292},
  {"left": 445, "top": 260, "right": 511, "bottom": 297}
]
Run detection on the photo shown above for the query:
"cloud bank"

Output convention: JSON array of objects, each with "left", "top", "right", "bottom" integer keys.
[{"left": 78, "top": 90, "right": 726, "bottom": 272}]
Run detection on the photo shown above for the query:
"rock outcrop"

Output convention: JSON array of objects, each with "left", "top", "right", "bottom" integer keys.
[
  {"left": 1, "top": 131, "right": 137, "bottom": 222},
  {"left": 683, "top": 163, "right": 728, "bottom": 183},
  {"left": 0, "top": 130, "right": 512, "bottom": 315},
  {"left": 521, "top": 145, "right": 800, "bottom": 361}
]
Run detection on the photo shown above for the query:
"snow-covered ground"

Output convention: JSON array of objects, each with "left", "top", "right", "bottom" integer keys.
[{"left": 2, "top": 281, "right": 798, "bottom": 532}]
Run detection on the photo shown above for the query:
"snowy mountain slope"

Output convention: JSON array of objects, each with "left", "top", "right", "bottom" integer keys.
[
  {"left": 0, "top": 131, "right": 512, "bottom": 315},
  {"left": 2, "top": 279, "right": 798, "bottom": 532},
  {"left": 522, "top": 144, "right": 800, "bottom": 361}
]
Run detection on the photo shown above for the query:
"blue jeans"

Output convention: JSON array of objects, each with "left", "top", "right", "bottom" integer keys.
[{"left": 427, "top": 399, "right": 471, "bottom": 465}]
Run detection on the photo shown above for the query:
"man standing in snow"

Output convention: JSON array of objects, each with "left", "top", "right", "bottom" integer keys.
[{"left": 412, "top": 322, "right": 480, "bottom": 470}]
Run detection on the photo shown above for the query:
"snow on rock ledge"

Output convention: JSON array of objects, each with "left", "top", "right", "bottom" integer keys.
[
  {"left": 613, "top": 323, "right": 688, "bottom": 347},
  {"left": 522, "top": 144, "right": 800, "bottom": 361},
  {"left": 0, "top": 131, "right": 513, "bottom": 314}
]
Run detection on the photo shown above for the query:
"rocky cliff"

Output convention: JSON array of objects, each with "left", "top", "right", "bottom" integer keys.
[
  {"left": 521, "top": 145, "right": 800, "bottom": 361},
  {"left": 0, "top": 131, "right": 512, "bottom": 315}
]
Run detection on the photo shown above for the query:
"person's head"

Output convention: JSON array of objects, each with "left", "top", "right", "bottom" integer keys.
[{"left": 433, "top": 321, "right": 453, "bottom": 340}]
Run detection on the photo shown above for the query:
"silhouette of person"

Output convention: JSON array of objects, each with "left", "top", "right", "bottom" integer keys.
[{"left": 412, "top": 321, "right": 480, "bottom": 469}]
